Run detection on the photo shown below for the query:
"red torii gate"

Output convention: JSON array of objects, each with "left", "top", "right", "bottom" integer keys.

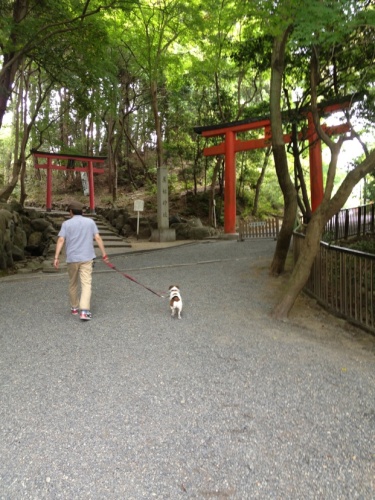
[
  {"left": 31, "top": 150, "right": 107, "bottom": 213},
  {"left": 194, "top": 101, "right": 351, "bottom": 235}
]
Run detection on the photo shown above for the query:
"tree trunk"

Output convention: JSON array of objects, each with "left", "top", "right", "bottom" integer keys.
[
  {"left": 292, "top": 122, "right": 311, "bottom": 222},
  {"left": 0, "top": 170, "right": 20, "bottom": 201},
  {"left": 270, "top": 144, "right": 298, "bottom": 274},
  {"left": 106, "top": 115, "right": 116, "bottom": 200},
  {"left": 271, "top": 208, "right": 325, "bottom": 318},
  {"left": 252, "top": 146, "right": 271, "bottom": 217},
  {"left": 271, "top": 135, "right": 375, "bottom": 317},
  {"left": 269, "top": 28, "right": 297, "bottom": 276},
  {"left": 0, "top": 68, "right": 22, "bottom": 201},
  {"left": 271, "top": 44, "right": 375, "bottom": 318},
  {"left": 209, "top": 156, "right": 223, "bottom": 226},
  {"left": 122, "top": 125, "right": 147, "bottom": 187},
  {"left": 19, "top": 73, "right": 29, "bottom": 207},
  {"left": 0, "top": 54, "right": 21, "bottom": 130},
  {"left": 150, "top": 80, "right": 163, "bottom": 169},
  {"left": 0, "top": 0, "right": 28, "bottom": 129},
  {"left": 1, "top": 60, "right": 51, "bottom": 202},
  {"left": 19, "top": 150, "right": 28, "bottom": 206}
]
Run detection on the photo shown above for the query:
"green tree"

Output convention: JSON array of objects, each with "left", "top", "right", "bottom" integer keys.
[
  {"left": 0, "top": 0, "right": 134, "bottom": 201},
  {"left": 0, "top": 0, "right": 126, "bottom": 129},
  {"left": 269, "top": 0, "right": 375, "bottom": 317}
]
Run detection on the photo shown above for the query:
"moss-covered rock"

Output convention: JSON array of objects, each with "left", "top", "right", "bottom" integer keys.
[{"left": 0, "top": 205, "right": 55, "bottom": 272}]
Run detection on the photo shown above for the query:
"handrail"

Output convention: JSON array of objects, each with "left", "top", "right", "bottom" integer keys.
[
  {"left": 293, "top": 218, "right": 375, "bottom": 333},
  {"left": 320, "top": 240, "right": 375, "bottom": 259},
  {"left": 323, "top": 203, "right": 375, "bottom": 241}
]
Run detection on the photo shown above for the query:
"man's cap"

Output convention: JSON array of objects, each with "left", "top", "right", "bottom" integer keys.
[{"left": 68, "top": 200, "right": 84, "bottom": 211}]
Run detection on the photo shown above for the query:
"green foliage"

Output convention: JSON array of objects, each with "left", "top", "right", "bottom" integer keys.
[
  {"left": 231, "top": 34, "right": 273, "bottom": 73},
  {"left": 365, "top": 177, "right": 375, "bottom": 204},
  {"left": 321, "top": 231, "right": 336, "bottom": 244},
  {"left": 340, "top": 235, "right": 375, "bottom": 255},
  {"left": 145, "top": 178, "right": 158, "bottom": 197},
  {"left": 0, "top": 0, "right": 373, "bottom": 219}
]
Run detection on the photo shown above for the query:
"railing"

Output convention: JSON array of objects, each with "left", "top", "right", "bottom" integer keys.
[
  {"left": 323, "top": 204, "right": 375, "bottom": 240},
  {"left": 294, "top": 216, "right": 375, "bottom": 333},
  {"left": 238, "top": 217, "right": 281, "bottom": 239}
]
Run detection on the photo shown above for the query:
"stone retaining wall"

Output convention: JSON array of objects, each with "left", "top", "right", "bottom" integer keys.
[
  {"left": 0, "top": 202, "right": 56, "bottom": 271},
  {"left": 0, "top": 202, "right": 219, "bottom": 273},
  {"left": 96, "top": 207, "right": 219, "bottom": 240}
]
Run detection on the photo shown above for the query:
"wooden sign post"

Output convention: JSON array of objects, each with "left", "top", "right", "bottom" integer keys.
[{"left": 134, "top": 199, "right": 144, "bottom": 239}]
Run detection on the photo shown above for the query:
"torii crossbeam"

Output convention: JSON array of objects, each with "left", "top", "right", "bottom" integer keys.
[{"left": 31, "top": 150, "right": 107, "bottom": 213}]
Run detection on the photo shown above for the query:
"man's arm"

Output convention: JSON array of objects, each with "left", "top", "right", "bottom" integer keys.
[
  {"left": 94, "top": 233, "right": 109, "bottom": 262},
  {"left": 54, "top": 236, "right": 65, "bottom": 269}
]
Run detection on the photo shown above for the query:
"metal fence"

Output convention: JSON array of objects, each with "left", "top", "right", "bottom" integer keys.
[
  {"left": 324, "top": 203, "right": 375, "bottom": 240},
  {"left": 238, "top": 217, "right": 281, "bottom": 240},
  {"left": 294, "top": 205, "right": 375, "bottom": 333}
]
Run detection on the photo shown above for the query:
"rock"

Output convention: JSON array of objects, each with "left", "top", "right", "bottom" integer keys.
[
  {"left": 190, "top": 226, "right": 216, "bottom": 239},
  {"left": 120, "top": 224, "right": 133, "bottom": 237},
  {"left": 171, "top": 219, "right": 218, "bottom": 240},
  {"left": 171, "top": 222, "right": 191, "bottom": 239},
  {"left": 23, "top": 207, "right": 40, "bottom": 219},
  {"left": 28, "top": 231, "right": 43, "bottom": 247},
  {"left": 189, "top": 217, "right": 203, "bottom": 228},
  {"left": 137, "top": 224, "right": 151, "bottom": 239},
  {"left": 169, "top": 214, "right": 185, "bottom": 225},
  {"left": 8, "top": 200, "right": 23, "bottom": 213},
  {"left": 13, "top": 226, "right": 27, "bottom": 248},
  {"left": 30, "top": 218, "right": 52, "bottom": 232},
  {"left": 0, "top": 209, "right": 13, "bottom": 233},
  {"left": 98, "top": 207, "right": 216, "bottom": 241},
  {"left": 0, "top": 205, "right": 57, "bottom": 273},
  {"left": 4, "top": 240, "right": 13, "bottom": 267},
  {"left": 114, "top": 213, "right": 129, "bottom": 231},
  {"left": 127, "top": 216, "right": 146, "bottom": 231},
  {"left": 20, "top": 216, "right": 32, "bottom": 236},
  {"left": 26, "top": 231, "right": 44, "bottom": 255},
  {"left": 11, "top": 244, "right": 25, "bottom": 261},
  {"left": 15, "top": 259, "right": 44, "bottom": 273},
  {"left": 0, "top": 247, "right": 7, "bottom": 270}
]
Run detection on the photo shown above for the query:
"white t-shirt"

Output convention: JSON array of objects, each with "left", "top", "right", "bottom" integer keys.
[{"left": 58, "top": 216, "right": 99, "bottom": 263}]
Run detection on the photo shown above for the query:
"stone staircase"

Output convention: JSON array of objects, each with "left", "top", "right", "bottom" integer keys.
[{"left": 92, "top": 215, "right": 132, "bottom": 254}]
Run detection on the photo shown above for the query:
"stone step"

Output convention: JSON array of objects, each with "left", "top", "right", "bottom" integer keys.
[
  {"left": 99, "top": 237, "right": 127, "bottom": 243},
  {"left": 95, "top": 240, "right": 131, "bottom": 248},
  {"left": 97, "top": 229, "right": 123, "bottom": 237},
  {"left": 45, "top": 212, "right": 132, "bottom": 258}
]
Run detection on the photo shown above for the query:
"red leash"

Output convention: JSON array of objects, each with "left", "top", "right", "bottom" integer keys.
[{"left": 104, "top": 259, "right": 165, "bottom": 298}]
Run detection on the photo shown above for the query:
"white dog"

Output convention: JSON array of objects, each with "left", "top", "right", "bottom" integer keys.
[{"left": 169, "top": 285, "right": 182, "bottom": 319}]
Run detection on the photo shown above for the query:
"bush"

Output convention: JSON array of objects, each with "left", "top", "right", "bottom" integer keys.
[{"left": 339, "top": 235, "right": 375, "bottom": 255}]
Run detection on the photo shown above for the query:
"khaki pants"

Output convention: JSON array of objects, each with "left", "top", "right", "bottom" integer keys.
[{"left": 67, "top": 260, "right": 93, "bottom": 311}]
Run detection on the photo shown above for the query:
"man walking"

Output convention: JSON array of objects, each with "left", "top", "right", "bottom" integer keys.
[{"left": 54, "top": 201, "right": 109, "bottom": 320}]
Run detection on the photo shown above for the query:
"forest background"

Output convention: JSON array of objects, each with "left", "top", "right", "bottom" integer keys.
[{"left": 0, "top": 0, "right": 374, "bottom": 317}]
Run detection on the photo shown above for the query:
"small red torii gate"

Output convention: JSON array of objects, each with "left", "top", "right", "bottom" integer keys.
[
  {"left": 31, "top": 150, "right": 107, "bottom": 213},
  {"left": 194, "top": 101, "right": 351, "bottom": 235}
]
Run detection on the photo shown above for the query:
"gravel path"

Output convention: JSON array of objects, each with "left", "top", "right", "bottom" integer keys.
[{"left": 0, "top": 239, "right": 374, "bottom": 499}]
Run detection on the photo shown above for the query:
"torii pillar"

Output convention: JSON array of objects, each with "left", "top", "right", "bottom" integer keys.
[
  {"left": 224, "top": 130, "right": 237, "bottom": 234},
  {"left": 307, "top": 112, "right": 324, "bottom": 212}
]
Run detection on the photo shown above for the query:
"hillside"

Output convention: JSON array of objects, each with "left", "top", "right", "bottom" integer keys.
[{"left": 25, "top": 182, "right": 223, "bottom": 229}]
